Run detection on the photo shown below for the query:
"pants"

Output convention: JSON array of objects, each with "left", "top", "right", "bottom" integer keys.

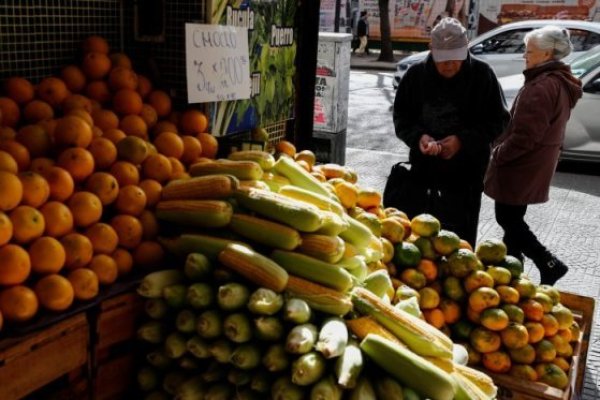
[
  {"left": 429, "top": 186, "right": 482, "bottom": 247},
  {"left": 494, "top": 202, "right": 548, "bottom": 262},
  {"left": 356, "top": 36, "right": 368, "bottom": 54}
]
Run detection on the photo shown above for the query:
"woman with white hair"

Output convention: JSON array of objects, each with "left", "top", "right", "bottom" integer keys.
[{"left": 484, "top": 26, "right": 583, "bottom": 285}]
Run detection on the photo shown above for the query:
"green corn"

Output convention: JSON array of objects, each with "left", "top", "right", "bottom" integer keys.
[
  {"left": 184, "top": 253, "right": 213, "bottom": 281},
  {"left": 292, "top": 351, "right": 327, "bottom": 386},
  {"left": 137, "top": 366, "right": 159, "bottom": 392},
  {"left": 175, "top": 309, "right": 196, "bottom": 333},
  {"left": 217, "top": 282, "right": 250, "bottom": 311},
  {"left": 138, "top": 269, "right": 184, "bottom": 298},
  {"left": 286, "top": 323, "right": 319, "bottom": 354},
  {"left": 186, "top": 336, "right": 211, "bottom": 359},
  {"left": 334, "top": 340, "right": 363, "bottom": 389},
  {"left": 262, "top": 344, "right": 290, "bottom": 372},
  {"left": 310, "top": 375, "right": 343, "bottom": 400},
  {"left": 283, "top": 298, "right": 312, "bottom": 324},
  {"left": 186, "top": 282, "right": 214, "bottom": 309},
  {"left": 223, "top": 312, "right": 253, "bottom": 343},
  {"left": 271, "top": 375, "right": 306, "bottom": 400},
  {"left": 196, "top": 309, "right": 222, "bottom": 339},
  {"left": 247, "top": 287, "right": 284, "bottom": 315}
]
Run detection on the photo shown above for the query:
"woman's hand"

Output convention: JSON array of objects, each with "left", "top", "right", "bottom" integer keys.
[
  {"left": 419, "top": 134, "right": 442, "bottom": 156},
  {"left": 438, "top": 135, "right": 462, "bottom": 159}
]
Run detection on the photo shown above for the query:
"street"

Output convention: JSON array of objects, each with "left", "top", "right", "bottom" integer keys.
[{"left": 344, "top": 68, "right": 600, "bottom": 397}]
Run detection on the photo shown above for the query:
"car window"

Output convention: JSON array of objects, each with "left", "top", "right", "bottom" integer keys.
[
  {"left": 477, "top": 29, "right": 531, "bottom": 54},
  {"left": 570, "top": 47, "right": 600, "bottom": 78},
  {"left": 568, "top": 30, "right": 600, "bottom": 52}
]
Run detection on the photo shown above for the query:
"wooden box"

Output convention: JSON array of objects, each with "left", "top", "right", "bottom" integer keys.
[
  {"left": 0, "top": 313, "right": 89, "bottom": 400},
  {"left": 489, "top": 291, "right": 594, "bottom": 400}
]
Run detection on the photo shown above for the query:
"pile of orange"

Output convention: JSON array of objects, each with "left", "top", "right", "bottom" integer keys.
[{"left": 0, "top": 35, "right": 218, "bottom": 330}]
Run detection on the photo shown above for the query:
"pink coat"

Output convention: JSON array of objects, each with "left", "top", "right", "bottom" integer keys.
[{"left": 484, "top": 61, "right": 582, "bottom": 205}]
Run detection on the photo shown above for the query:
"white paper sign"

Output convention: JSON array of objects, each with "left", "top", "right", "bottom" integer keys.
[{"left": 185, "top": 23, "right": 251, "bottom": 103}]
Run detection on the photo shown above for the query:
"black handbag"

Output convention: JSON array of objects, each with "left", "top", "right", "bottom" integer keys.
[{"left": 382, "top": 162, "right": 428, "bottom": 217}]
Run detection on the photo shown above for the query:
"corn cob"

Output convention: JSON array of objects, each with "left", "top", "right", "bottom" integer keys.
[
  {"left": 285, "top": 275, "right": 353, "bottom": 316},
  {"left": 349, "top": 376, "right": 377, "bottom": 400},
  {"left": 155, "top": 200, "right": 233, "bottom": 228},
  {"left": 273, "top": 155, "right": 333, "bottom": 198},
  {"left": 238, "top": 179, "right": 271, "bottom": 190},
  {"left": 315, "top": 163, "right": 348, "bottom": 180},
  {"left": 263, "top": 344, "right": 290, "bottom": 372},
  {"left": 452, "top": 371, "right": 492, "bottom": 400},
  {"left": 286, "top": 323, "right": 319, "bottom": 354},
  {"left": 360, "top": 334, "right": 456, "bottom": 400},
  {"left": 351, "top": 287, "right": 453, "bottom": 358},
  {"left": 345, "top": 316, "right": 403, "bottom": 345},
  {"left": 228, "top": 149, "right": 276, "bottom": 170},
  {"left": 218, "top": 243, "right": 288, "bottom": 292},
  {"left": 137, "top": 269, "right": 184, "bottom": 298},
  {"left": 291, "top": 351, "right": 327, "bottom": 386},
  {"left": 271, "top": 249, "right": 354, "bottom": 292},
  {"left": 261, "top": 172, "right": 291, "bottom": 192},
  {"left": 334, "top": 339, "right": 363, "bottom": 389},
  {"left": 316, "top": 317, "right": 348, "bottom": 359},
  {"left": 271, "top": 376, "right": 305, "bottom": 399},
  {"left": 310, "top": 375, "right": 343, "bottom": 400},
  {"left": 362, "top": 269, "right": 395, "bottom": 299},
  {"left": 297, "top": 233, "right": 345, "bottom": 264},
  {"left": 283, "top": 298, "right": 312, "bottom": 324},
  {"left": 315, "top": 210, "right": 349, "bottom": 236},
  {"left": 278, "top": 185, "right": 345, "bottom": 216},
  {"left": 158, "top": 234, "right": 249, "bottom": 259},
  {"left": 454, "top": 363, "right": 497, "bottom": 399},
  {"left": 189, "top": 159, "right": 264, "bottom": 180},
  {"left": 161, "top": 174, "right": 238, "bottom": 200},
  {"left": 234, "top": 186, "right": 323, "bottom": 232},
  {"left": 374, "top": 376, "right": 405, "bottom": 400},
  {"left": 228, "top": 213, "right": 302, "bottom": 250},
  {"left": 423, "top": 356, "right": 455, "bottom": 373},
  {"left": 339, "top": 214, "right": 376, "bottom": 248}
]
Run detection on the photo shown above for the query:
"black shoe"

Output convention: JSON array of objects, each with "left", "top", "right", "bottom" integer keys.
[{"left": 538, "top": 256, "right": 568, "bottom": 286}]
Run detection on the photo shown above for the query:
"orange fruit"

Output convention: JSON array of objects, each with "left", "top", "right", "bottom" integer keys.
[
  {"left": 139, "top": 104, "right": 158, "bottom": 128},
  {"left": 0, "top": 150, "right": 18, "bottom": 174},
  {"left": 43, "top": 166, "right": 75, "bottom": 202},
  {"left": 152, "top": 120, "right": 178, "bottom": 136},
  {"left": 62, "top": 94, "right": 93, "bottom": 113},
  {"left": 147, "top": 90, "right": 172, "bottom": 117},
  {"left": 61, "top": 232, "right": 94, "bottom": 270},
  {"left": 180, "top": 135, "right": 203, "bottom": 165},
  {"left": 29, "top": 157, "right": 55, "bottom": 176},
  {"left": 496, "top": 285, "right": 520, "bottom": 305},
  {"left": 108, "top": 66, "right": 138, "bottom": 91},
  {"left": 116, "top": 135, "right": 149, "bottom": 165},
  {"left": 88, "top": 137, "right": 118, "bottom": 170},
  {"left": 418, "top": 286, "right": 440, "bottom": 310},
  {"left": 4, "top": 77, "right": 35, "bottom": 105},
  {"left": 0, "top": 285, "right": 38, "bottom": 322},
  {"left": 110, "top": 160, "right": 140, "bottom": 186},
  {"left": 18, "top": 171, "right": 50, "bottom": 208},
  {"left": 197, "top": 133, "right": 218, "bottom": 159},
  {"left": 138, "top": 179, "right": 162, "bottom": 208},
  {"left": 0, "top": 244, "right": 31, "bottom": 285},
  {"left": 0, "top": 140, "right": 30, "bottom": 171},
  {"left": 10, "top": 206, "right": 45, "bottom": 244},
  {"left": 139, "top": 209, "right": 159, "bottom": 240},
  {"left": 91, "top": 108, "right": 119, "bottom": 131},
  {"left": 57, "top": 147, "right": 95, "bottom": 183},
  {"left": 154, "top": 131, "right": 184, "bottom": 159},
  {"left": 482, "top": 350, "right": 511, "bottom": 374},
  {"left": 119, "top": 114, "right": 148, "bottom": 139},
  {"left": 36, "top": 77, "right": 69, "bottom": 109},
  {"left": 109, "top": 53, "right": 132, "bottom": 69},
  {"left": 438, "top": 298, "right": 461, "bottom": 324},
  {"left": 85, "top": 172, "right": 120, "bottom": 205},
  {"left": 110, "top": 214, "right": 143, "bottom": 249},
  {"left": 112, "top": 88, "right": 143, "bottom": 115},
  {"left": 88, "top": 254, "right": 118, "bottom": 285},
  {"left": 137, "top": 75, "right": 153, "bottom": 98},
  {"left": 102, "top": 128, "right": 127, "bottom": 144},
  {"left": 169, "top": 157, "right": 186, "bottom": 179},
  {"left": 0, "top": 97, "right": 21, "bottom": 127},
  {"left": 82, "top": 35, "right": 110, "bottom": 54},
  {"left": 133, "top": 240, "right": 165, "bottom": 269},
  {"left": 28, "top": 236, "right": 66, "bottom": 275},
  {"left": 38, "top": 120, "right": 57, "bottom": 138},
  {"left": 422, "top": 308, "right": 445, "bottom": 329},
  {"left": 67, "top": 268, "right": 99, "bottom": 301},
  {"left": 112, "top": 248, "right": 133, "bottom": 276},
  {"left": 416, "top": 259, "right": 438, "bottom": 282},
  {"left": 114, "top": 185, "right": 147, "bottom": 216},
  {"left": 39, "top": 201, "right": 74, "bottom": 238},
  {"left": 525, "top": 321, "right": 546, "bottom": 344},
  {"left": 500, "top": 322, "right": 530, "bottom": 349},
  {"left": 470, "top": 326, "right": 502, "bottom": 353},
  {"left": 141, "top": 153, "right": 172, "bottom": 183},
  {"left": 468, "top": 287, "right": 500, "bottom": 313},
  {"left": 180, "top": 109, "right": 208, "bottom": 135},
  {"left": 61, "top": 65, "right": 87, "bottom": 93},
  {"left": 16, "top": 124, "right": 52, "bottom": 158},
  {"left": 85, "top": 80, "right": 112, "bottom": 104},
  {"left": 23, "top": 100, "right": 54, "bottom": 123},
  {"left": 0, "top": 212, "right": 13, "bottom": 245},
  {"left": 276, "top": 140, "right": 296, "bottom": 157},
  {"left": 541, "top": 313, "right": 560, "bottom": 337},
  {"left": 509, "top": 343, "right": 536, "bottom": 364},
  {"left": 82, "top": 52, "right": 112, "bottom": 80},
  {"left": 480, "top": 308, "right": 510, "bottom": 331},
  {"left": 54, "top": 115, "right": 94, "bottom": 149},
  {"left": 34, "top": 274, "right": 75, "bottom": 312},
  {"left": 520, "top": 299, "right": 545, "bottom": 322},
  {"left": 535, "top": 339, "right": 557, "bottom": 362},
  {"left": 67, "top": 191, "right": 103, "bottom": 228},
  {"left": 84, "top": 222, "right": 119, "bottom": 255}
]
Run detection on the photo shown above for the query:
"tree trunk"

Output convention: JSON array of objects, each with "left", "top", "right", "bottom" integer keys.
[{"left": 378, "top": 0, "right": 394, "bottom": 62}]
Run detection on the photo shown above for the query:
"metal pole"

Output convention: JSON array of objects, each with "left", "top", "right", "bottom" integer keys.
[{"left": 334, "top": 0, "right": 341, "bottom": 32}]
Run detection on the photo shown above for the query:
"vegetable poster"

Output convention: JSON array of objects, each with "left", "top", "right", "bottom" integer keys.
[{"left": 208, "top": 0, "right": 297, "bottom": 136}]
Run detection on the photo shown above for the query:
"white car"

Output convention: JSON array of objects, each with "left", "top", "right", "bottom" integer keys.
[
  {"left": 499, "top": 45, "right": 600, "bottom": 163},
  {"left": 393, "top": 20, "right": 600, "bottom": 89}
]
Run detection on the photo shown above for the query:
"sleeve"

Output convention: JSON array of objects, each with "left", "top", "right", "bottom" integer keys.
[
  {"left": 393, "top": 66, "right": 427, "bottom": 150},
  {"left": 455, "top": 66, "right": 510, "bottom": 158},
  {"left": 493, "top": 82, "right": 555, "bottom": 165}
]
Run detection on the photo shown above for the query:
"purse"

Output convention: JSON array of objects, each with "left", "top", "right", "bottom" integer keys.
[{"left": 383, "top": 162, "right": 428, "bottom": 217}]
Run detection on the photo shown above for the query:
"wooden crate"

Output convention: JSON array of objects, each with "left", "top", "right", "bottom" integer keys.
[
  {"left": 0, "top": 313, "right": 89, "bottom": 400},
  {"left": 488, "top": 291, "right": 594, "bottom": 400},
  {"left": 91, "top": 291, "right": 144, "bottom": 400}
]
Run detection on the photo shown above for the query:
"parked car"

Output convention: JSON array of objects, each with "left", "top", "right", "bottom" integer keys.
[
  {"left": 499, "top": 45, "right": 600, "bottom": 163},
  {"left": 393, "top": 20, "right": 600, "bottom": 89}
]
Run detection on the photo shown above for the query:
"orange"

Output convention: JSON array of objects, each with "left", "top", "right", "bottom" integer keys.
[
  {"left": 116, "top": 135, "right": 149, "bottom": 165},
  {"left": 108, "top": 66, "right": 138, "bottom": 91},
  {"left": 28, "top": 236, "right": 66, "bottom": 275},
  {"left": 39, "top": 201, "right": 74, "bottom": 238},
  {"left": 62, "top": 94, "right": 93, "bottom": 114},
  {"left": 535, "top": 339, "right": 557, "bottom": 362},
  {"left": 85, "top": 80, "right": 112, "bottom": 104},
  {"left": 61, "top": 65, "right": 87, "bottom": 93},
  {"left": 557, "top": 328, "right": 573, "bottom": 343},
  {"left": 85, "top": 172, "right": 120, "bottom": 205},
  {"left": 169, "top": 157, "right": 186, "bottom": 179},
  {"left": 197, "top": 133, "right": 219, "bottom": 159},
  {"left": 112, "top": 248, "right": 133, "bottom": 276},
  {"left": 91, "top": 108, "right": 119, "bottom": 131},
  {"left": 110, "top": 160, "right": 140, "bottom": 186},
  {"left": 0, "top": 140, "right": 30, "bottom": 171},
  {"left": 541, "top": 313, "right": 560, "bottom": 337},
  {"left": 10, "top": 206, "right": 45, "bottom": 244},
  {"left": 438, "top": 298, "right": 461, "bottom": 324},
  {"left": 88, "top": 254, "right": 118, "bottom": 285},
  {"left": 139, "top": 104, "right": 158, "bottom": 128},
  {"left": 38, "top": 119, "right": 57, "bottom": 138},
  {"left": 139, "top": 209, "right": 159, "bottom": 240},
  {"left": 422, "top": 308, "right": 445, "bottom": 329},
  {"left": 82, "top": 35, "right": 110, "bottom": 54},
  {"left": 57, "top": 147, "right": 95, "bottom": 183},
  {"left": 119, "top": 114, "right": 148, "bottom": 139},
  {"left": 141, "top": 153, "right": 172, "bottom": 183},
  {"left": 399, "top": 268, "right": 427, "bottom": 290},
  {"left": 500, "top": 322, "right": 530, "bottom": 349},
  {"left": 109, "top": 53, "right": 132, "bottom": 69},
  {"left": 0, "top": 150, "right": 18, "bottom": 174},
  {"left": 112, "top": 88, "right": 143, "bottom": 115},
  {"left": 114, "top": 185, "right": 147, "bottom": 216},
  {"left": 0, "top": 212, "right": 13, "bottom": 245},
  {"left": 520, "top": 299, "right": 544, "bottom": 322},
  {"left": 0, "top": 285, "right": 38, "bottom": 322},
  {"left": 102, "top": 128, "right": 127, "bottom": 144},
  {"left": 54, "top": 115, "right": 94, "bottom": 149},
  {"left": 147, "top": 90, "right": 172, "bottom": 117},
  {"left": 34, "top": 274, "right": 75, "bottom": 312},
  {"left": 480, "top": 308, "right": 510, "bottom": 331},
  {"left": 470, "top": 327, "right": 502, "bottom": 353},
  {"left": 509, "top": 364, "right": 538, "bottom": 382},
  {"left": 459, "top": 239, "right": 473, "bottom": 251},
  {"left": 496, "top": 285, "right": 520, "bottom": 305},
  {"left": 138, "top": 179, "right": 162, "bottom": 208},
  {"left": 180, "top": 109, "right": 208, "bottom": 135},
  {"left": 468, "top": 287, "right": 500, "bottom": 313},
  {"left": 418, "top": 286, "right": 440, "bottom": 310},
  {"left": 84, "top": 222, "right": 119, "bottom": 255},
  {"left": 482, "top": 351, "right": 511, "bottom": 374},
  {"left": 88, "top": 137, "right": 118, "bottom": 170},
  {"left": 23, "top": 100, "right": 54, "bottom": 123},
  {"left": 36, "top": 77, "right": 69, "bottom": 109},
  {"left": 18, "top": 171, "right": 50, "bottom": 208},
  {"left": 509, "top": 343, "right": 536, "bottom": 364},
  {"left": 525, "top": 321, "right": 546, "bottom": 344},
  {"left": 0, "top": 244, "right": 31, "bottom": 285},
  {"left": 43, "top": 166, "right": 75, "bottom": 202},
  {"left": 552, "top": 357, "right": 570, "bottom": 372},
  {"left": 132, "top": 240, "right": 165, "bottom": 269},
  {"left": 276, "top": 140, "right": 296, "bottom": 157},
  {"left": 67, "top": 191, "right": 103, "bottom": 228},
  {"left": 67, "top": 268, "right": 99, "bottom": 301},
  {"left": 0, "top": 97, "right": 21, "bottom": 127},
  {"left": 137, "top": 75, "right": 153, "bottom": 98},
  {"left": 16, "top": 124, "right": 52, "bottom": 158},
  {"left": 356, "top": 187, "right": 382, "bottom": 210},
  {"left": 4, "top": 77, "right": 35, "bottom": 105},
  {"left": 110, "top": 214, "right": 143, "bottom": 249},
  {"left": 61, "top": 232, "right": 94, "bottom": 270},
  {"left": 154, "top": 131, "right": 184, "bottom": 159},
  {"left": 416, "top": 259, "right": 438, "bottom": 282},
  {"left": 180, "top": 135, "right": 203, "bottom": 165},
  {"left": 152, "top": 120, "right": 178, "bottom": 136},
  {"left": 29, "top": 157, "right": 55, "bottom": 176},
  {"left": 535, "top": 363, "right": 569, "bottom": 389},
  {"left": 82, "top": 52, "right": 112, "bottom": 80}
]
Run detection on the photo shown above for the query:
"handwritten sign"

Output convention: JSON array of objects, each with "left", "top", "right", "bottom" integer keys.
[{"left": 185, "top": 23, "right": 251, "bottom": 103}]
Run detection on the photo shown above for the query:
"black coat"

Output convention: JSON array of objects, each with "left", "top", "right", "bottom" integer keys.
[
  {"left": 393, "top": 54, "right": 509, "bottom": 191},
  {"left": 357, "top": 18, "right": 368, "bottom": 37}
]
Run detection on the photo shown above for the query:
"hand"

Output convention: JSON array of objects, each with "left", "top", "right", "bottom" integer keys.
[
  {"left": 438, "top": 135, "right": 462, "bottom": 159},
  {"left": 419, "top": 134, "right": 441, "bottom": 156}
]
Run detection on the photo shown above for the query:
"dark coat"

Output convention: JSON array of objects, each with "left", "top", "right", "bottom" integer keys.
[
  {"left": 393, "top": 54, "right": 510, "bottom": 191},
  {"left": 357, "top": 18, "right": 368, "bottom": 37},
  {"left": 484, "top": 61, "right": 582, "bottom": 205}
]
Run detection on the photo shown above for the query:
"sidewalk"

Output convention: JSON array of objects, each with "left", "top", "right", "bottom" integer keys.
[{"left": 350, "top": 49, "right": 408, "bottom": 71}]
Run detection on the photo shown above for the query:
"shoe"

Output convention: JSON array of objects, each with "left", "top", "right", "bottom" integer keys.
[{"left": 538, "top": 256, "right": 568, "bottom": 286}]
